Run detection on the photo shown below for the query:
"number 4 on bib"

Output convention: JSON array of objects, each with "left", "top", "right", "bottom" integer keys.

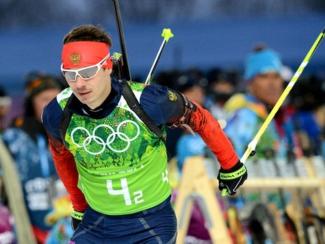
[{"left": 107, "top": 178, "right": 144, "bottom": 206}]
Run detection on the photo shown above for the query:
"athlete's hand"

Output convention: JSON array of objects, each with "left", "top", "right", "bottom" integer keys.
[
  {"left": 217, "top": 161, "right": 247, "bottom": 196},
  {"left": 71, "top": 210, "right": 84, "bottom": 230}
]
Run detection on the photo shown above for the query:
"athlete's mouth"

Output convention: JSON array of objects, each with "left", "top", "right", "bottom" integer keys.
[{"left": 78, "top": 91, "right": 91, "bottom": 96}]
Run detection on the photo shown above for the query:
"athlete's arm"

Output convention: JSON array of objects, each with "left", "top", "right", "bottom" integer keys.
[
  {"left": 48, "top": 136, "right": 88, "bottom": 212},
  {"left": 173, "top": 94, "right": 239, "bottom": 169},
  {"left": 42, "top": 99, "right": 88, "bottom": 212}
]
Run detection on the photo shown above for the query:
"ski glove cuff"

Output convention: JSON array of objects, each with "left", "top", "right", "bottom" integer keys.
[
  {"left": 71, "top": 210, "right": 84, "bottom": 230},
  {"left": 218, "top": 161, "right": 247, "bottom": 196}
]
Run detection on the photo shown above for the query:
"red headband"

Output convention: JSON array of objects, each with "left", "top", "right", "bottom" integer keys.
[{"left": 61, "top": 41, "right": 112, "bottom": 69}]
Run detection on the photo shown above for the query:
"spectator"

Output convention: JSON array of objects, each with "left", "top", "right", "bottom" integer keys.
[
  {"left": 2, "top": 73, "right": 63, "bottom": 243},
  {"left": 0, "top": 86, "right": 12, "bottom": 207},
  {"left": 0, "top": 86, "right": 12, "bottom": 133},
  {"left": 0, "top": 202, "right": 15, "bottom": 244},
  {"left": 224, "top": 45, "right": 296, "bottom": 159},
  {"left": 175, "top": 73, "right": 206, "bottom": 106},
  {"left": 206, "top": 68, "right": 237, "bottom": 126},
  {"left": 290, "top": 75, "right": 325, "bottom": 156}
]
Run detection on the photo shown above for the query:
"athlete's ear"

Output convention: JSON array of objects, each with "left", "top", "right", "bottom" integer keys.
[
  {"left": 106, "top": 68, "right": 113, "bottom": 76},
  {"left": 103, "top": 57, "right": 113, "bottom": 70}
]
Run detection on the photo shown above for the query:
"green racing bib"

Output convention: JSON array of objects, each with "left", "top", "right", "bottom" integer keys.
[{"left": 56, "top": 82, "right": 171, "bottom": 215}]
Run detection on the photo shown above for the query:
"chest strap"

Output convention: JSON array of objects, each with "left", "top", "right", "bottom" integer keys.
[
  {"left": 59, "top": 82, "right": 166, "bottom": 143},
  {"left": 59, "top": 95, "right": 74, "bottom": 145},
  {"left": 121, "top": 80, "right": 166, "bottom": 142}
]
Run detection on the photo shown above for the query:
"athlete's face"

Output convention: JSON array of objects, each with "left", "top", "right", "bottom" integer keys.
[{"left": 67, "top": 67, "right": 113, "bottom": 109}]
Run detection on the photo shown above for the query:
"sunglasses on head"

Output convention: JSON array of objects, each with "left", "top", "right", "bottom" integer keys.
[{"left": 60, "top": 54, "right": 110, "bottom": 82}]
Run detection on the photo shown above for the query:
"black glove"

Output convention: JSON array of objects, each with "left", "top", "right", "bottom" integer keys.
[
  {"left": 218, "top": 161, "right": 247, "bottom": 196},
  {"left": 71, "top": 210, "right": 84, "bottom": 230}
]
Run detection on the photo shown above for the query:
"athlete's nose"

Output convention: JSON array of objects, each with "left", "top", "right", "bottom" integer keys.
[{"left": 75, "top": 75, "right": 87, "bottom": 89}]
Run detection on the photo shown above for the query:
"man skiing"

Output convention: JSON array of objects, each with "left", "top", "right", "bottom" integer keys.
[{"left": 42, "top": 24, "right": 247, "bottom": 243}]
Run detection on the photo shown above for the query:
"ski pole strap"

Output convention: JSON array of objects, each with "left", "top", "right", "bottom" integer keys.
[
  {"left": 121, "top": 80, "right": 166, "bottom": 142},
  {"left": 219, "top": 165, "right": 247, "bottom": 180},
  {"left": 71, "top": 210, "right": 84, "bottom": 220}
]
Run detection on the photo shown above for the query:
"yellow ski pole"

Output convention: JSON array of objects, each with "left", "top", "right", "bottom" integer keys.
[
  {"left": 241, "top": 28, "right": 325, "bottom": 164},
  {"left": 222, "top": 28, "right": 325, "bottom": 197}
]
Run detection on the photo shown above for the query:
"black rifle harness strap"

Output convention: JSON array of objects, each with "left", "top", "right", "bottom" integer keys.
[
  {"left": 60, "top": 81, "right": 166, "bottom": 144},
  {"left": 121, "top": 80, "right": 166, "bottom": 142}
]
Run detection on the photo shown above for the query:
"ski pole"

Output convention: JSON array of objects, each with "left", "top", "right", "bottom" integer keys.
[
  {"left": 241, "top": 28, "right": 325, "bottom": 164},
  {"left": 112, "top": 0, "right": 132, "bottom": 81},
  {"left": 145, "top": 28, "right": 174, "bottom": 85},
  {"left": 222, "top": 28, "right": 324, "bottom": 197}
]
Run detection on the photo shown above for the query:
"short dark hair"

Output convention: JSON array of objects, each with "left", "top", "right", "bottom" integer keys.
[{"left": 63, "top": 24, "right": 112, "bottom": 47}]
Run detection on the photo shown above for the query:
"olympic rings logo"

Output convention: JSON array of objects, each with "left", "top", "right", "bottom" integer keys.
[{"left": 70, "top": 120, "right": 140, "bottom": 155}]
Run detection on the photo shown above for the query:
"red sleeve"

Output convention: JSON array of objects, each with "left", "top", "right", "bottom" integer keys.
[
  {"left": 48, "top": 136, "right": 88, "bottom": 212},
  {"left": 188, "top": 103, "right": 239, "bottom": 169}
]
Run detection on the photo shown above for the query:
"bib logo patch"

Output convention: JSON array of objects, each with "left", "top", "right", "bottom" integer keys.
[{"left": 167, "top": 90, "right": 177, "bottom": 102}]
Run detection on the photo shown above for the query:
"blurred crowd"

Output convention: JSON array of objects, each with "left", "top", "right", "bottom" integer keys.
[
  {"left": 154, "top": 46, "right": 325, "bottom": 164},
  {"left": 0, "top": 73, "right": 73, "bottom": 244},
  {"left": 0, "top": 44, "right": 324, "bottom": 243}
]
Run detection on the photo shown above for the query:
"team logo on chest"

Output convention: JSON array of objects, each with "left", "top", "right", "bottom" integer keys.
[{"left": 70, "top": 120, "right": 140, "bottom": 155}]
